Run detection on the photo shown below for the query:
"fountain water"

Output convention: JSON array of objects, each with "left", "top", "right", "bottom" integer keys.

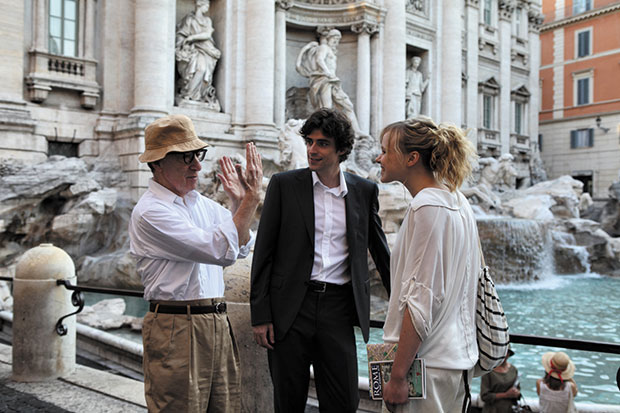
[{"left": 477, "top": 217, "right": 553, "bottom": 283}]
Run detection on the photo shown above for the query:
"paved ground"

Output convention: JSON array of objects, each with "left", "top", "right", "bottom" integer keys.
[
  {"left": 0, "top": 343, "right": 146, "bottom": 413},
  {"left": 0, "top": 382, "right": 71, "bottom": 412}
]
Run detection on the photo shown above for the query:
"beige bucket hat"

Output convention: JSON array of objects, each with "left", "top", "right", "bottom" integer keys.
[
  {"left": 541, "top": 351, "right": 575, "bottom": 381},
  {"left": 138, "top": 114, "right": 208, "bottom": 163}
]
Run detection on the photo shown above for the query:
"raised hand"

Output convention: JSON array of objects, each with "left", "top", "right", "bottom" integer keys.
[
  {"left": 218, "top": 155, "right": 245, "bottom": 212},
  {"left": 218, "top": 143, "right": 263, "bottom": 213},
  {"left": 242, "top": 142, "right": 263, "bottom": 200}
]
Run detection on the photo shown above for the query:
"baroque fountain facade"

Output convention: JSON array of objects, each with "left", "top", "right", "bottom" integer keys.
[{"left": 1, "top": 0, "right": 620, "bottom": 410}]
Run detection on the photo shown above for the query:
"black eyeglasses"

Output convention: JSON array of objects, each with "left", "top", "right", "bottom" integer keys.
[{"left": 175, "top": 149, "right": 207, "bottom": 165}]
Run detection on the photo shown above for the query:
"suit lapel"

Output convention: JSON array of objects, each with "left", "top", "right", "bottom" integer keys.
[
  {"left": 294, "top": 169, "right": 315, "bottom": 245},
  {"left": 344, "top": 172, "right": 360, "bottom": 252}
]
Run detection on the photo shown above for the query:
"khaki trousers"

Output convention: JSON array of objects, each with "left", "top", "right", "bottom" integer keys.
[
  {"left": 142, "top": 299, "right": 241, "bottom": 413},
  {"left": 382, "top": 367, "right": 474, "bottom": 413}
]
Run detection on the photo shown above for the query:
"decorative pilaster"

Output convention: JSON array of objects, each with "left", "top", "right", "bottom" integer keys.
[
  {"left": 440, "top": 0, "right": 463, "bottom": 124},
  {"left": 33, "top": 0, "right": 47, "bottom": 51},
  {"left": 352, "top": 22, "right": 378, "bottom": 135},
  {"left": 528, "top": 8, "right": 543, "bottom": 149},
  {"left": 131, "top": 0, "right": 173, "bottom": 116},
  {"left": 370, "top": 24, "right": 383, "bottom": 138},
  {"left": 465, "top": 0, "right": 480, "bottom": 144},
  {"left": 382, "top": 0, "right": 407, "bottom": 125},
  {"left": 274, "top": 0, "right": 292, "bottom": 128},
  {"left": 499, "top": 0, "right": 513, "bottom": 152},
  {"left": 84, "top": 0, "right": 96, "bottom": 60}
]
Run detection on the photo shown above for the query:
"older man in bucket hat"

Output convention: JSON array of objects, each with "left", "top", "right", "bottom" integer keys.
[{"left": 129, "top": 114, "right": 263, "bottom": 412}]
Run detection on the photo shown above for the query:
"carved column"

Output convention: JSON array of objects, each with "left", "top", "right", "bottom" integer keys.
[
  {"left": 131, "top": 0, "right": 173, "bottom": 116},
  {"left": 244, "top": 0, "right": 275, "bottom": 131},
  {"left": 528, "top": 9, "right": 544, "bottom": 151},
  {"left": 352, "top": 22, "right": 377, "bottom": 135},
  {"left": 499, "top": 1, "right": 514, "bottom": 153},
  {"left": 382, "top": 0, "right": 406, "bottom": 125},
  {"left": 440, "top": 0, "right": 463, "bottom": 124},
  {"left": 274, "top": 1, "right": 291, "bottom": 128},
  {"left": 465, "top": 0, "right": 480, "bottom": 147}
]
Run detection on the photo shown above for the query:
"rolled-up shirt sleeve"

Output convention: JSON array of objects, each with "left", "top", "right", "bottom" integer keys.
[
  {"left": 397, "top": 206, "right": 446, "bottom": 342},
  {"left": 135, "top": 199, "right": 244, "bottom": 267}
]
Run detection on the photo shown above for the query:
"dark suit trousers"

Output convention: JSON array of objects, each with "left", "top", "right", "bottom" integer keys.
[{"left": 268, "top": 283, "right": 359, "bottom": 413}]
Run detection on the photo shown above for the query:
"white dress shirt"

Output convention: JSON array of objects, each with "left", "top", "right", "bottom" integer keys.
[
  {"left": 310, "top": 170, "right": 350, "bottom": 285},
  {"left": 382, "top": 188, "right": 479, "bottom": 369},
  {"left": 129, "top": 179, "right": 253, "bottom": 301}
]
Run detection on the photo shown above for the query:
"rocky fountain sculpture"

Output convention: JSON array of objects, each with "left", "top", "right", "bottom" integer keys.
[{"left": 1, "top": 144, "right": 620, "bottom": 312}]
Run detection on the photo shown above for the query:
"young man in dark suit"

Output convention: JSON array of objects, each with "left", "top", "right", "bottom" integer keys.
[{"left": 250, "top": 108, "right": 390, "bottom": 412}]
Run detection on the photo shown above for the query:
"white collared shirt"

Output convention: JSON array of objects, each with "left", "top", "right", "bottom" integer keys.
[
  {"left": 310, "top": 170, "right": 350, "bottom": 285},
  {"left": 382, "top": 188, "right": 479, "bottom": 369},
  {"left": 129, "top": 179, "right": 253, "bottom": 301}
]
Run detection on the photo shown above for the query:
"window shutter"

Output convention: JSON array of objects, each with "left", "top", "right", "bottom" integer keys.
[
  {"left": 571, "top": 130, "right": 577, "bottom": 149},
  {"left": 578, "top": 31, "right": 590, "bottom": 57},
  {"left": 588, "top": 128, "right": 594, "bottom": 147}
]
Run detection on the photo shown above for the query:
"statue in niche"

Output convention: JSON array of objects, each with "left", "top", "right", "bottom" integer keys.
[
  {"left": 405, "top": 56, "right": 429, "bottom": 119},
  {"left": 175, "top": 0, "right": 221, "bottom": 111},
  {"left": 296, "top": 28, "right": 363, "bottom": 135}
]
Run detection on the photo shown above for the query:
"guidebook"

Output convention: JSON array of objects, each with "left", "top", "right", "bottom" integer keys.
[{"left": 366, "top": 343, "right": 426, "bottom": 400}]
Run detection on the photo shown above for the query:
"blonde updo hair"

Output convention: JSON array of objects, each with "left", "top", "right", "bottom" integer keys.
[{"left": 381, "top": 116, "right": 478, "bottom": 191}]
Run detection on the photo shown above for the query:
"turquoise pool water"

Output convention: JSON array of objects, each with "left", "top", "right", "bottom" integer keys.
[
  {"left": 356, "top": 273, "right": 620, "bottom": 405},
  {"left": 84, "top": 273, "right": 619, "bottom": 404}
]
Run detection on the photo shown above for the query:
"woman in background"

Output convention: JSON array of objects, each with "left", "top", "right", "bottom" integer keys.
[
  {"left": 375, "top": 117, "right": 479, "bottom": 412},
  {"left": 480, "top": 348, "right": 521, "bottom": 412},
  {"left": 536, "top": 352, "right": 578, "bottom": 413}
]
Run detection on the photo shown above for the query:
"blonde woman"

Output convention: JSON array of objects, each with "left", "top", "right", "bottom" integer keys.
[{"left": 375, "top": 117, "right": 480, "bottom": 412}]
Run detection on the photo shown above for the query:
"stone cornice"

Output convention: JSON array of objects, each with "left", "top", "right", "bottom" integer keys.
[
  {"left": 499, "top": 0, "right": 516, "bottom": 21},
  {"left": 287, "top": 1, "right": 386, "bottom": 30},
  {"left": 275, "top": 0, "right": 293, "bottom": 11},
  {"left": 541, "top": 3, "right": 620, "bottom": 31},
  {"left": 351, "top": 21, "right": 379, "bottom": 35},
  {"left": 528, "top": 9, "right": 544, "bottom": 32}
]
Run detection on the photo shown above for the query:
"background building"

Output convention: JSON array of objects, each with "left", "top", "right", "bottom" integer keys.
[
  {"left": 539, "top": 0, "right": 620, "bottom": 197},
  {"left": 0, "top": 0, "right": 543, "bottom": 200}
]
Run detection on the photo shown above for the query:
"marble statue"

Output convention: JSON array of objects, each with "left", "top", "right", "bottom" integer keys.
[
  {"left": 405, "top": 56, "right": 429, "bottom": 119},
  {"left": 479, "top": 153, "right": 518, "bottom": 191},
  {"left": 296, "top": 28, "right": 362, "bottom": 134},
  {"left": 175, "top": 0, "right": 221, "bottom": 110}
]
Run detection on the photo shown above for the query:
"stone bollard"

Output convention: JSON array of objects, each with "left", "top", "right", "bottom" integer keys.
[
  {"left": 224, "top": 257, "right": 274, "bottom": 412},
  {"left": 12, "top": 243, "right": 77, "bottom": 381}
]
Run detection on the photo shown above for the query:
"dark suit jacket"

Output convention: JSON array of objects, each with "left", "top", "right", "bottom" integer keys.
[{"left": 250, "top": 168, "right": 390, "bottom": 342}]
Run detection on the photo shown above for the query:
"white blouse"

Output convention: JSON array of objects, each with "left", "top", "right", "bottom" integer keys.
[
  {"left": 382, "top": 188, "right": 479, "bottom": 370},
  {"left": 129, "top": 179, "right": 253, "bottom": 301}
]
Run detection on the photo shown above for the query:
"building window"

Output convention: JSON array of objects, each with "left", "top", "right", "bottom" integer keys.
[
  {"left": 576, "top": 77, "right": 590, "bottom": 105},
  {"left": 515, "top": 102, "right": 523, "bottom": 134},
  {"left": 484, "top": 0, "right": 492, "bottom": 25},
  {"left": 49, "top": 0, "right": 78, "bottom": 57},
  {"left": 514, "top": 7, "right": 522, "bottom": 37},
  {"left": 576, "top": 29, "right": 591, "bottom": 58},
  {"left": 570, "top": 128, "right": 594, "bottom": 148},
  {"left": 573, "top": 0, "right": 592, "bottom": 15},
  {"left": 483, "top": 95, "right": 493, "bottom": 129}
]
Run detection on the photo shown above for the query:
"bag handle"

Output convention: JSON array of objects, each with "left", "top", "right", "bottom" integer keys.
[{"left": 477, "top": 233, "right": 487, "bottom": 268}]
